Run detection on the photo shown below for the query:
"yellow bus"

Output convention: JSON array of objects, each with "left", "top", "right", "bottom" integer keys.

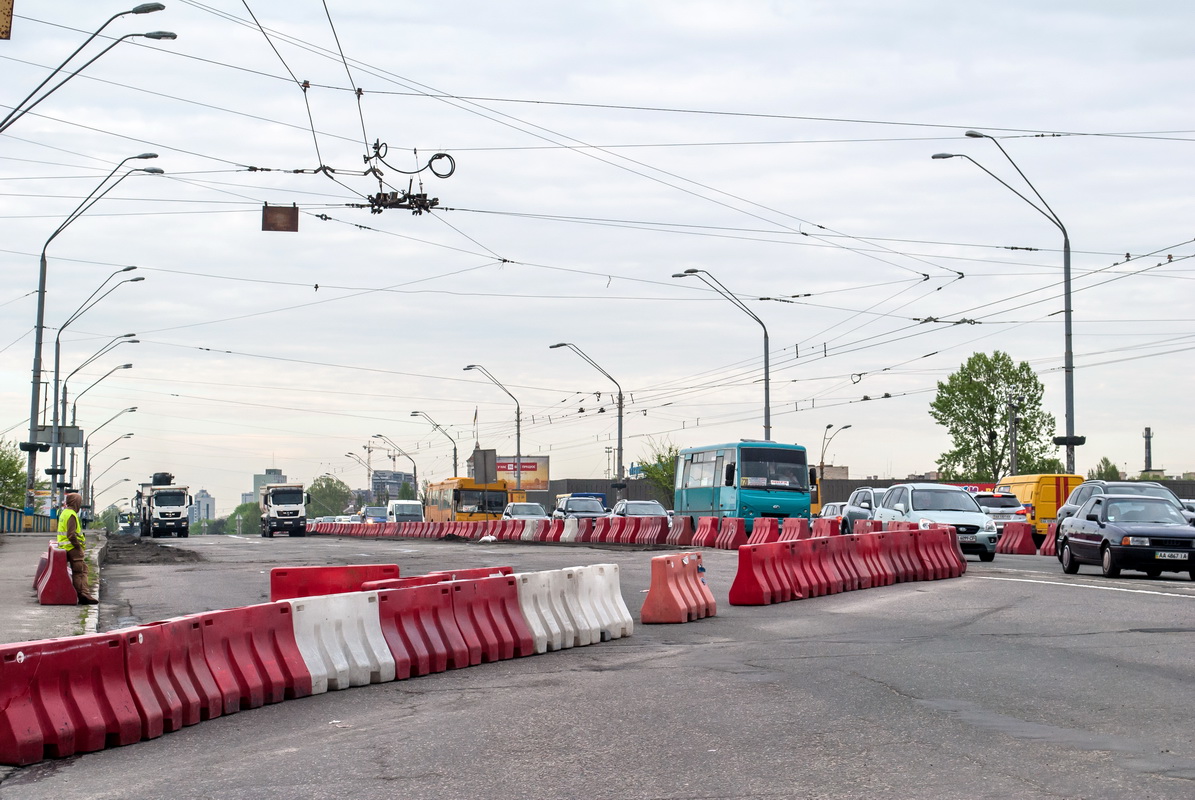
[{"left": 425, "top": 478, "right": 525, "bottom": 522}]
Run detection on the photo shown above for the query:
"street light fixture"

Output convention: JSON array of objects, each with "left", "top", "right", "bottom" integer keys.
[
  {"left": 372, "top": 434, "right": 418, "bottom": 490},
  {"left": 933, "top": 132, "right": 1083, "bottom": 472},
  {"left": 463, "top": 365, "right": 521, "bottom": 490},
  {"left": 81, "top": 407, "right": 136, "bottom": 510},
  {"left": 672, "top": 268, "right": 772, "bottom": 441},
  {"left": 91, "top": 456, "right": 130, "bottom": 485},
  {"left": 0, "top": 3, "right": 175, "bottom": 134},
  {"left": 816, "top": 424, "right": 852, "bottom": 511},
  {"left": 89, "top": 432, "right": 134, "bottom": 462},
  {"left": 550, "top": 342, "right": 624, "bottom": 482},
  {"left": 411, "top": 411, "right": 458, "bottom": 477},
  {"left": 22, "top": 156, "right": 161, "bottom": 518},
  {"left": 93, "top": 477, "right": 131, "bottom": 503}
]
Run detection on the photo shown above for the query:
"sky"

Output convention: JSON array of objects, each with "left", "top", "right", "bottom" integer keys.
[{"left": 3, "top": 1, "right": 1195, "bottom": 514}]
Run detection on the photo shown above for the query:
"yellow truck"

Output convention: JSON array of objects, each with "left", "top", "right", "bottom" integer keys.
[{"left": 992, "top": 473, "right": 1083, "bottom": 538}]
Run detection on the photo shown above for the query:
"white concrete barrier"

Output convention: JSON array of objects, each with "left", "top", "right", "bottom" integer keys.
[
  {"left": 559, "top": 518, "right": 579, "bottom": 543},
  {"left": 288, "top": 591, "right": 396, "bottom": 693},
  {"left": 515, "top": 571, "right": 564, "bottom": 653},
  {"left": 520, "top": 519, "right": 539, "bottom": 542},
  {"left": 577, "top": 563, "right": 634, "bottom": 641},
  {"left": 560, "top": 567, "right": 601, "bottom": 646}
]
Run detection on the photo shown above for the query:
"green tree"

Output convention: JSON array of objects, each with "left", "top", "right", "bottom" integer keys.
[
  {"left": 223, "top": 502, "right": 260, "bottom": 536},
  {"left": 418, "top": 479, "right": 430, "bottom": 505},
  {"left": 1087, "top": 456, "right": 1122, "bottom": 480},
  {"left": 96, "top": 505, "right": 120, "bottom": 531},
  {"left": 397, "top": 481, "right": 416, "bottom": 501},
  {"left": 929, "top": 351, "right": 1057, "bottom": 482},
  {"left": 638, "top": 438, "right": 680, "bottom": 507},
  {"left": 306, "top": 475, "right": 352, "bottom": 518},
  {"left": 0, "top": 438, "right": 26, "bottom": 508}
]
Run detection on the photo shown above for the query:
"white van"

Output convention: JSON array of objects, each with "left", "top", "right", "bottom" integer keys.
[{"left": 387, "top": 500, "right": 424, "bottom": 523}]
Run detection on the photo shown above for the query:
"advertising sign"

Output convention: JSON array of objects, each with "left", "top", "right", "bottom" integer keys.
[{"left": 496, "top": 456, "right": 549, "bottom": 491}]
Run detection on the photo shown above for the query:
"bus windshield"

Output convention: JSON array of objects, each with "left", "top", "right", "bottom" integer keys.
[
  {"left": 459, "top": 490, "right": 506, "bottom": 515},
  {"left": 740, "top": 447, "right": 808, "bottom": 491}
]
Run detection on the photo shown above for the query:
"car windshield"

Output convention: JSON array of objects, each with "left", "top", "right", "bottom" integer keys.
[
  {"left": 509, "top": 504, "right": 546, "bottom": 516},
  {"left": 975, "top": 495, "right": 1022, "bottom": 509},
  {"left": 912, "top": 489, "right": 981, "bottom": 513},
  {"left": 624, "top": 501, "right": 666, "bottom": 515},
  {"left": 364, "top": 506, "right": 386, "bottom": 517},
  {"left": 820, "top": 504, "right": 843, "bottom": 517},
  {"left": 739, "top": 447, "right": 809, "bottom": 491},
  {"left": 565, "top": 498, "right": 605, "bottom": 513},
  {"left": 1104, "top": 484, "right": 1182, "bottom": 507},
  {"left": 1105, "top": 498, "right": 1188, "bottom": 525}
]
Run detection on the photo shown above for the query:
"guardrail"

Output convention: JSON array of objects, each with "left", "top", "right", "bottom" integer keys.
[{"left": 0, "top": 505, "right": 54, "bottom": 533}]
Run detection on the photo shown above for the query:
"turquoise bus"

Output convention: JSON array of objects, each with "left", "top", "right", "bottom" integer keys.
[{"left": 674, "top": 441, "right": 811, "bottom": 532}]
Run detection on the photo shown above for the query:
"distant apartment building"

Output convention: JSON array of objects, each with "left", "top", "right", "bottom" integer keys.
[
  {"left": 188, "top": 489, "right": 215, "bottom": 524},
  {"left": 253, "top": 468, "right": 287, "bottom": 498},
  {"left": 372, "top": 469, "right": 414, "bottom": 501}
]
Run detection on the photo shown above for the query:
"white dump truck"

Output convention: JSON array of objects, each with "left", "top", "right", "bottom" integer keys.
[
  {"left": 136, "top": 472, "right": 192, "bottom": 538},
  {"left": 259, "top": 483, "right": 309, "bottom": 538}
]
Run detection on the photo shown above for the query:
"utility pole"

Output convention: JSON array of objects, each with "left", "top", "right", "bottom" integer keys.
[
  {"left": 1007, "top": 396, "right": 1023, "bottom": 476},
  {"left": 1144, "top": 427, "right": 1153, "bottom": 473}
]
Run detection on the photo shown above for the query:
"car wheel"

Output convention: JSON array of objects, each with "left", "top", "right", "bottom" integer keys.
[
  {"left": 1145, "top": 568, "right": 1162, "bottom": 579},
  {"left": 1055, "top": 533, "right": 1064, "bottom": 563},
  {"left": 1061, "top": 542, "right": 1080, "bottom": 574},
  {"left": 1101, "top": 546, "right": 1121, "bottom": 578},
  {"left": 979, "top": 551, "right": 995, "bottom": 562},
  {"left": 1189, "top": 569, "right": 1195, "bottom": 582},
  {"left": 841, "top": 518, "right": 851, "bottom": 536}
]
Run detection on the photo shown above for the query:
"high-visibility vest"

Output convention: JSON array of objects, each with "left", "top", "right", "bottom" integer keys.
[{"left": 56, "top": 508, "right": 84, "bottom": 552}]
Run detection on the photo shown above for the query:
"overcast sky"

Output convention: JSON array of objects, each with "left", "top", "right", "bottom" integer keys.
[{"left": 3, "top": 1, "right": 1194, "bottom": 513}]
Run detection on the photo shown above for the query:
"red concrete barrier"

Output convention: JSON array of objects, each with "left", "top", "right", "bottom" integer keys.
[
  {"left": 692, "top": 517, "right": 719, "bottom": 548},
  {"left": 0, "top": 633, "right": 142, "bottom": 765},
  {"left": 853, "top": 519, "right": 883, "bottom": 534},
  {"left": 728, "top": 541, "right": 794, "bottom": 605},
  {"left": 197, "top": 603, "right": 312, "bottom": 714},
  {"left": 665, "top": 516, "right": 695, "bottom": 547},
  {"left": 269, "top": 564, "right": 400, "bottom": 601},
  {"left": 793, "top": 538, "right": 829, "bottom": 596},
  {"left": 360, "top": 575, "right": 445, "bottom": 591},
  {"left": 779, "top": 517, "right": 811, "bottom": 541},
  {"left": 1040, "top": 523, "right": 1058, "bottom": 557},
  {"left": 33, "top": 541, "right": 54, "bottom": 589},
  {"left": 619, "top": 517, "right": 641, "bottom": 544},
  {"left": 912, "top": 528, "right": 949, "bottom": 579},
  {"left": 545, "top": 519, "right": 565, "bottom": 542},
  {"left": 859, "top": 533, "right": 894, "bottom": 586},
  {"left": 377, "top": 583, "right": 470, "bottom": 678},
  {"left": 636, "top": 517, "right": 668, "bottom": 545},
  {"left": 826, "top": 534, "right": 860, "bottom": 591},
  {"left": 715, "top": 518, "right": 748, "bottom": 550},
  {"left": 812, "top": 517, "right": 840, "bottom": 537},
  {"left": 123, "top": 617, "right": 224, "bottom": 739},
  {"left": 998, "top": 521, "right": 1037, "bottom": 555},
  {"left": 845, "top": 534, "right": 874, "bottom": 590},
  {"left": 746, "top": 517, "right": 779, "bottom": 545},
  {"left": 36, "top": 544, "right": 77, "bottom": 605},
  {"left": 592, "top": 517, "right": 613, "bottom": 543},
  {"left": 449, "top": 576, "right": 536, "bottom": 664},
  {"left": 640, "top": 552, "right": 716, "bottom": 623}
]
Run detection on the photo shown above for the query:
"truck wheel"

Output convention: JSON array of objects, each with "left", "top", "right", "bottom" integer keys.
[{"left": 178, "top": 530, "right": 189, "bottom": 538}]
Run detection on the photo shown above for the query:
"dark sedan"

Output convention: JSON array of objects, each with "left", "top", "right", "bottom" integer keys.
[{"left": 1058, "top": 494, "right": 1195, "bottom": 579}]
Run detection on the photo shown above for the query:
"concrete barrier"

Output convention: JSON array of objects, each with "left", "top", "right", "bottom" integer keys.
[{"left": 288, "top": 592, "right": 396, "bottom": 693}]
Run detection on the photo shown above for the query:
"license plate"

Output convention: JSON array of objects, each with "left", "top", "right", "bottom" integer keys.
[
  {"left": 1156, "top": 551, "right": 1188, "bottom": 560},
  {"left": 957, "top": 534, "right": 977, "bottom": 543}
]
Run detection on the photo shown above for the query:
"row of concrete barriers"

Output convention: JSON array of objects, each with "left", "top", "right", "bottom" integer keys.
[
  {"left": 310, "top": 516, "right": 692, "bottom": 546},
  {"left": 0, "top": 561, "right": 633, "bottom": 766}
]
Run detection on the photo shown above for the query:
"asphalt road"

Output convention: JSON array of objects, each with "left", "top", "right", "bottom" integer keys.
[{"left": 4, "top": 534, "right": 1195, "bottom": 800}]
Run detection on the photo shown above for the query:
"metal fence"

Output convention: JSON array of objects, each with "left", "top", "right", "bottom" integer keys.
[{"left": 0, "top": 505, "right": 54, "bottom": 533}]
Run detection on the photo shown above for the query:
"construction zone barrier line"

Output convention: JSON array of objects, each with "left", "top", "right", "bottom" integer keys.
[{"left": 640, "top": 552, "right": 716, "bottom": 624}]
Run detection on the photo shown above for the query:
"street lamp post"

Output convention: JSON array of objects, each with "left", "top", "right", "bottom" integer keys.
[
  {"left": 67, "top": 363, "right": 134, "bottom": 490},
  {"left": 372, "top": 434, "right": 418, "bottom": 493},
  {"left": 933, "top": 132, "right": 1083, "bottom": 472},
  {"left": 51, "top": 271, "right": 144, "bottom": 505},
  {"left": 411, "top": 411, "right": 458, "bottom": 477},
  {"left": 81, "top": 407, "right": 136, "bottom": 512},
  {"left": 93, "top": 478, "right": 131, "bottom": 505},
  {"left": 672, "top": 268, "right": 771, "bottom": 441},
  {"left": 22, "top": 156, "right": 161, "bottom": 520},
  {"left": 816, "top": 424, "right": 852, "bottom": 512},
  {"left": 0, "top": 3, "right": 175, "bottom": 134},
  {"left": 549, "top": 342, "right": 624, "bottom": 482},
  {"left": 463, "top": 365, "right": 521, "bottom": 490},
  {"left": 91, "top": 456, "right": 130, "bottom": 487},
  {"left": 344, "top": 452, "right": 372, "bottom": 500}
]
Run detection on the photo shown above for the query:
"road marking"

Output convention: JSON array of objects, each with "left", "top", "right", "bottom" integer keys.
[{"left": 974, "top": 575, "right": 1195, "bottom": 599}]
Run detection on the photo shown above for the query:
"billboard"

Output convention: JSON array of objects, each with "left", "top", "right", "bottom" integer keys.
[{"left": 496, "top": 456, "right": 549, "bottom": 491}]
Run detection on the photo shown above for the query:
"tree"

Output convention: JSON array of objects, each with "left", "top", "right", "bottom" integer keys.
[
  {"left": 397, "top": 481, "right": 416, "bottom": 501},
  {"left": 929, "top": 351, "right": 1057, "bottom": 482},
  {"left": 0, "top": 439, "right": 25, "bottom": 508},
  {"left": 96, "top": 505, "right": 120, "bottom": 531},
  {"left": 223, "top": 502, "right": 260, "bottom": 536},
  {"left": 1087, "top": 456, "right": 1122, "bottom": 481},
  {"left": 306, "top": 475, "right": 352, "bottom": 518},
  {"left": 638, "top": 437, "right": 680, "bottom": 507}
]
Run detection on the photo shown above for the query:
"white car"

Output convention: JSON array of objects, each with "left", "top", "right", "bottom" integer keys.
[
  {"left": 873, "top": 483, "right": 998, "bottom": 561},
  {"left": 502, "top": 502, "right": 549, "bottom": 520},
  {"left": 608, "top": 499, "right": 669, "bottom": 519}
]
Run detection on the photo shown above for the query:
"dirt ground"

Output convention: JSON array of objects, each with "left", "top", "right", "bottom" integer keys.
[{"left": 103, "top": 533, "right": 206, "bottom": 565}]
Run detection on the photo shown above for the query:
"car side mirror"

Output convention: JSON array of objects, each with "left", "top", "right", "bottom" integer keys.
[
  {"left": 1086, "top": 513, "right": 1100, "bottom": 522},
  {"left": 894, "top": 502, "right": 906, "bottom": 514},
  {"left": 860, "top": 500, "right": 870, "bottom": 509}
]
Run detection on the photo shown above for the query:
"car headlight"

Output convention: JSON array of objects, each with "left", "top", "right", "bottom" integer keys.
[
  {"left": 918, "top": 518, "right": 934, "bottom": 529},
  {"left": 984, "top": 518, "right": 997, "bottom": 532},
  {"left": 1123, "top": 536, "right": 1150, "bottom": 546}
]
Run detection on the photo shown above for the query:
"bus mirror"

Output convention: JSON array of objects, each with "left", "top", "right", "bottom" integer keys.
[
  {"left": 724, "top": 464, "right": 735, "bottom": 486},
  {"left": 452, "top": 489, "right": 461, "bottom": 502},
  {"left": 809, "top": 467, "right": 818, "bottom": 485}
]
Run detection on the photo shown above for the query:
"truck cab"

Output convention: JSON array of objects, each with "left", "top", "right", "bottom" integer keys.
[{"left": 259, "top": 483, "right": 309, "bottom": 538}]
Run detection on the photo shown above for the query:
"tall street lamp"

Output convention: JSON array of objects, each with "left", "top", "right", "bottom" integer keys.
[
  {"left": 51, "top": 270, "right": 144, "bottom": 504},
  {"left": 672, "top": 268, "right": 772, "bottom": 441},
  {"left": 81, "top": 407, "right": 136, "bottom": 511},
  {"left": 933, "top": 132, "right": 1083, "bottom": 472},
  {"left": 463, "top": 365, "right": 521, "bottom": 490},
  {"left": 68, "top": 363, "right": 133, "bottom": 490},
  {"left": 816, "top": 424, "right": 852, "bottom": 512},
  {"left": 91, "top": 456, "right": 130, "bottom": 486},
  {"left": 344, "top": 452, "right": 372, "bottom": 495},
  {"left": 372, "top": 434, "right": 418, "bottom": 493},
  {"left": 93, "top": 478, "right": 131, "bottom": 504},
  {"left": 411, "top": 411, "right": 458, "bottom": 477},
  {"left": 549, "top": 342, "right": 623, "bottom": 481},
  {"left": 22, "top": 156, "right": 161, "bottom": 519},
  {"left": 0, "top": 4, "right": 175, "bottom": 134}
]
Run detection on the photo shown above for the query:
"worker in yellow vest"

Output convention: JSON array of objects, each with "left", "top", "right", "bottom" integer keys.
[{"left": 57, "top": 492, "right": 98, "bottom": 605}]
